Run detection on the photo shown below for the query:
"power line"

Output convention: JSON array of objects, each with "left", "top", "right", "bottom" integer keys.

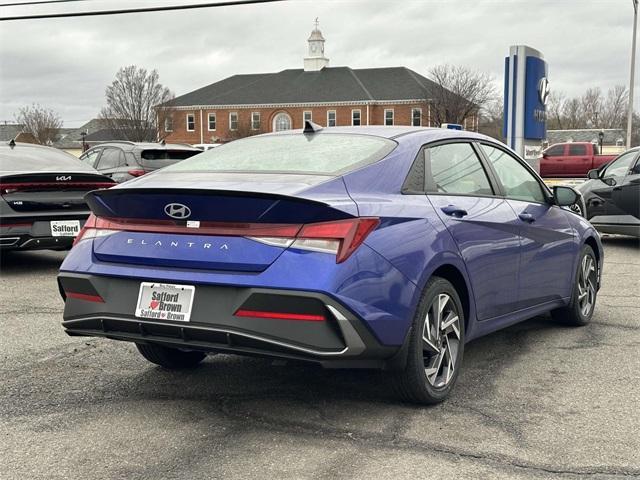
[
  {"left": 0, "top": 0, "right": 93, "bottom": 7},
  {"left": 0, "top": 0, "right": 284, "bottom": 21}
]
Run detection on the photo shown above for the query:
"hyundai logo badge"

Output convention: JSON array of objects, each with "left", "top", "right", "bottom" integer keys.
[
  {"left": 164, "top": 203, "right": 191, "bottom": 219},
  {"left": 538, "top": 77, "right": 550, "bottom": 106}
]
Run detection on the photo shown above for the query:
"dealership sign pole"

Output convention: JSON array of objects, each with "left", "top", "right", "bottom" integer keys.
[{"left": 504, "top": 45, "right": 548, "bottom": 172}]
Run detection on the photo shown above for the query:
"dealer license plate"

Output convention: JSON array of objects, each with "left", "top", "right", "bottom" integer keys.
[
  {"left": 134, "top": 282, "right": 195, "bottom": 322},
  {"left": 50, "top": 220, "right": 81, "bottom": 237}
]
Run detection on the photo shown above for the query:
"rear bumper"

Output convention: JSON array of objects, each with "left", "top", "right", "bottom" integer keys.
[
  {"left": 1, "top": 214, "right": 88, "bottom": 250},
  {"left": 58, "top": 272, "right": 402, "bottom": 368}
]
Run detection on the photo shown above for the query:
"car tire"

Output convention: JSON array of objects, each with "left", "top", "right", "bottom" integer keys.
[
  {"left": 392, "top": 276, "right": 465, "bottom": 405},
  {"left": 551, "top": 244, "right": 598, "bottom": 326},
  {"left": 136, "top": 343, "right": 207, "bottom": 369}
]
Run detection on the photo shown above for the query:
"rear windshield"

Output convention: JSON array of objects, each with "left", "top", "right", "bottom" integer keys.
[
  {"left": 141, "top": 149, "right": 199, "bottom": 161},
  {"left": 163, "top": 134, "right": 396, "bottom": 175},
  {"left": 0, "top": 145, "right": 96, "bottom": 173}
]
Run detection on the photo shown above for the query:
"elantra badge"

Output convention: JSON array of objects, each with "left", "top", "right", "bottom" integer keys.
[{"left": 164, "top": 203, "right": 191, "bottom": 219}]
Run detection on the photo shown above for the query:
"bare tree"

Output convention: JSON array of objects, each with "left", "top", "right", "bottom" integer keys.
[
  {"left": 14, "top": 104, "right": 62, "bottom": 145},
  {"left": 546, "top": 91, "right": 566, "bottom": 130},
  {"left": 561, "top": 98, "right": 584, "bottom": 129},
  {"left": 477, "top": 99, "right": 503, "bottom": 141},
  {"left": 601, "top": 85, "right": 629, "bottom": 128},
  {"left": 428, "top": 64, "right": 497, "bottom": 127},
  {"left": 100, "top": 65, "right": 174, "bottom": 142},
  {"left": 580, "top": 87, "right": 603, "bottom": 128}
]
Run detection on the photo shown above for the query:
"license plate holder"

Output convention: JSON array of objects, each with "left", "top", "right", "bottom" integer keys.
[
  {"left": 134, "top": 282, "right": 195, "bottom": 322},
  {"left": 50, "top": 220, "right": 81, "bottom": 237}
]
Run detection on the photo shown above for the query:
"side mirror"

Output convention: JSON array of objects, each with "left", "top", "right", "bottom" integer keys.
[
  {"left": 542, "top": 152, "right": 548, "bottom": 158},
  {"left": 603, "top": 177, "right": 617, "bottom": 187},
  {"left": 587, "top": 169, "right": 600, "bottom": 180},
  {"left": 553, "top": 185, "right": 580, "bottom": 207}
]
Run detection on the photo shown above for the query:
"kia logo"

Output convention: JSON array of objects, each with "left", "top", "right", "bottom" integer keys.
[
  {"left": 56, "top": 175, "right": 71, "bottom": 181},
  {"left": 538, "top": 77, "right": 550, "bottom": 106},
  {"left": 164, "top": 203, "right": 191, "bottom": 219}
]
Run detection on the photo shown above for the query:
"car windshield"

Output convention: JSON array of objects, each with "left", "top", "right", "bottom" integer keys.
[{"left": 164, "top": 134, "right": 396, "bottom": 175}]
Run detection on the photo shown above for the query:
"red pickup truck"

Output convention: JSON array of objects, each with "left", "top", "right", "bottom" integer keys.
[{"left": 540, "top": 142, "right": 616, "bottom": 178}]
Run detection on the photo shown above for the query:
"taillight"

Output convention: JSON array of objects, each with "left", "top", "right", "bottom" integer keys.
[
  {"left": 127, "top": 169, "right": 146, "bottom": 177},
  {"left": 73, "top": 214, "right": 118, "bottom": 246},
  {"left": 0, "top": 182, "right": 115, "bottom": 194},
  {"left": 294, "top": 218, "right": 379, "bottom": 263},
  {"left": 71, "top": 215, "right": 379, "bottom": 263}
]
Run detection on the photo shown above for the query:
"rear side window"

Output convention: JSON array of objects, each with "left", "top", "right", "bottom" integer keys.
[
  {"left": 568, "top": 144, "right": 587, "bottom": 156},
  {"left": 81, "top": 149, "right": 101, "bottom": 168},
  {"left": 425, "top": 143, "right": 493, "bottom": 195},
  {"left": 164, "top": 134, "right": 396, "bottom": 175},
  {"left": 545, "top": 145, "right": 564, "bottom": 156},
  {"left": 141, "top": 150, "right": 199, "bottom": 161},
  {"left": 97, "top": 148, "right": 125, "bottom": 170}
]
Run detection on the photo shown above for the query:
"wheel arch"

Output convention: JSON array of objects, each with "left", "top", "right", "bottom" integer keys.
[
  {"left": 583, "top": 235, "right": 600, "bottom": 265},
  {"left": 430, "top": 264, "right": 471, "bottom": 334}
]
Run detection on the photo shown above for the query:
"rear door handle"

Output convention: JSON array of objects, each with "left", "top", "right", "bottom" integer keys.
[
  {"left": 518, "top": 213, "right": 535, "bottom": 223},
  {"left": 441, "top": 205, "right": 468, "bottom": 218}
]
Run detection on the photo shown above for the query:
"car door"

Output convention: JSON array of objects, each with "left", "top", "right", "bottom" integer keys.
[
  {"left": 566, "top": 143, "right": 589, "bottom": 177},
  {"left": 478, "top": 143, "right": 576, "bottom": 310},
  {"left": 611, "top": 152, "right": 640, "bottom": 220},
  {"left": 95, "top": 147, "right": 126, "bottom": 180},
  {"left": 596, "top": 150, "right": 640, "bottom": 219},
  {"left": 541, "top": 144, "right": 565, "bottom": 177},
  {"left": 424, "top": 141, "right": 522, "bottom": 320}
]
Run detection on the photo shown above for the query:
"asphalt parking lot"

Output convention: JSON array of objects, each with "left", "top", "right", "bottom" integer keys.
[{"left": 0, "top": 236, "right": 639, "bottom": 480}]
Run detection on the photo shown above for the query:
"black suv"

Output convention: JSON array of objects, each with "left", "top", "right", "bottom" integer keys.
[{"left": 79, "top": 141, "right": 201, "bottom": 183}]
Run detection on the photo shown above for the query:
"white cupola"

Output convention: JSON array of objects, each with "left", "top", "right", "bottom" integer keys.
[{"left": 304, "top": 18, "right": 329, "bottom": 71}]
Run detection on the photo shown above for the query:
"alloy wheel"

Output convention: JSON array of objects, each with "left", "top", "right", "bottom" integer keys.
[
  {"left": 422, "top": 293, "right": 461, "bottom": 388},
  {"left": 577, "top": 254, "right": 597, "bottom": 317}
]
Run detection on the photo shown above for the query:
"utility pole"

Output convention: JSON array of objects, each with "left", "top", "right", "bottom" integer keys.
[{"left": 627, "top": 0, "right": 638, "bottom": 148}]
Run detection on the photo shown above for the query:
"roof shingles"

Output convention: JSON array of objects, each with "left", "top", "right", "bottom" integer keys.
[{"left": 167, "top": 67, "right": 439, "bottom": 107}]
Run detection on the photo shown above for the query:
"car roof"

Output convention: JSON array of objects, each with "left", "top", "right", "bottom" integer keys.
[{"left": 264, "top": 125, "right": 495, "bottom": 143}]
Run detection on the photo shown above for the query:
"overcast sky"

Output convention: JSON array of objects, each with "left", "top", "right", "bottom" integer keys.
[{"left": 0, "top": 0, "right": 637, "bottom": 127}]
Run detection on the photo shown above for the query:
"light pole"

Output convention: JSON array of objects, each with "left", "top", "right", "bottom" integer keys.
[{"left": 626, "top": 0, "right": 638, "bottom": 148}]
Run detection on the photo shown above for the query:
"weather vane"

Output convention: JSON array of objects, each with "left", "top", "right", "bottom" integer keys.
[{"left": 314, "top": 17, "right": 319, "bottom": 29}]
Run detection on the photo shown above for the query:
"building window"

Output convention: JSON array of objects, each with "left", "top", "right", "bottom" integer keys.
[
  {"left": 208, "top": 113, "right": 216, "bottom": 131},
  {"left": 164, "top": 116, "right": 173, "bottom": 132},
  {"left": 251, "top": 112, "right": 261, "bottom": 130},
  {"left": 327, "top": 110, "right": 336, "bottom": 127},
  {"left": 351, "top": 109, "right": 361, "bottom": 126},
  {"left": 186, "top": 114, "right": 195, "bottom": 132},
  {"left": 384, "top": 109, "right": 394, "bottom": 126},
  {"left": 303, "top": 111, "right": 312, "bottom": 123},
  {"left": 229, "top": 112, "right": 238, "bottom": 131},
  {"left": 273, "top": 112, "right": 292, "bottom": 131},
  {"left": 412, "top": 108, "right": 422, "bottom": 127}
]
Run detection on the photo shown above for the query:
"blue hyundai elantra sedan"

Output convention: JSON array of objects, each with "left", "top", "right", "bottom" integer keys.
[{"left": 58, "top": 125, "right": 603, "bottom": 404}]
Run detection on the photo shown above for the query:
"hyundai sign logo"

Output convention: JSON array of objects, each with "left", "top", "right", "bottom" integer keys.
[
  {"left": 164, "top": 203, "right": 191, "bottom": 219},
  {"left": 538, "top": 77, "right": 550, "bottom": 106}
]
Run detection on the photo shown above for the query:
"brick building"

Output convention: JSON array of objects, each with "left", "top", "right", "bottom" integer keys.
[{"left": 160, "top": 23, "right": 477, "bottom": 144}]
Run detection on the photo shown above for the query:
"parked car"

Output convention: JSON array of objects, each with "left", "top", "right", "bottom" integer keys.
[
  {"left": 192, "top": 143, "right": 223, "bottom": 151},
  {"left": 0, "top": 141, "right": 115, "bottom": 251},
  {"left": 540, "top": 142, "right": 616, "bottom": 178},
  {"left": 575, "top": 147, "right": 640, "bottom": 237},
  {"left": 79, "top": 141, "right": 201, "bottom": 183},
  {"left": 58, "top": 126, "right": 603, "bottom": 404}
]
